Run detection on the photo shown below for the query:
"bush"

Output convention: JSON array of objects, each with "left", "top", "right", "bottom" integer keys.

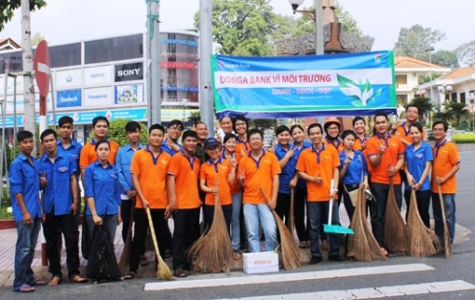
[
  {"left": 451, "top": 133, "right": 475, "bottom": 143},
  {"left": 86, "top": 119, "right": 148, "bottom": 147}
]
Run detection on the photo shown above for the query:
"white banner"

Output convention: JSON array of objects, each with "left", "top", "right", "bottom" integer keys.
[
  {"left": 55, "top": 68, "right": 82, "bottom": 89},
  {"left": 84, "top": 87, "right": 113, "bottom": 106},
  {"left": 84, "top": 65, "right": 112, "bottom": 86}
]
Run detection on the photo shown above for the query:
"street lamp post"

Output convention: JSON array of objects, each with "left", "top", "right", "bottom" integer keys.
[
  {"left": 470, "top": 92, "right": 475, "bottom": 132},
  {"left": 182, "top": 98, "right": 187, "bottom": 123},
  {"left": 425, "top": 46, "right": 435, "bottom": 102},
  {"left": 287, "top": 0, "right": 324, "bottom": 55},
  {"left": 437, "top": 84, "right": 452, "bottom": 113}
]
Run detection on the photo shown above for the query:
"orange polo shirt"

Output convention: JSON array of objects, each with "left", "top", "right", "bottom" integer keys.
[
  {"left": 131, "top": 147, "right": 171, "bottom": 209},
  {"left": 236, "top": 140, "right": 250, "bottom": 159},
  {"left": 167, "top": 151, "right": 201, "bottom": 209},
  {"left": 238, "top": 150, "right": 281, "bottom": 205},
  {"left": 79, "top": 139, "right": 119, "bottom": 169},
  {"left": 431, "top": 140, "right": 460, "bottom": 194},
  {"left": 220, "top": 150, "right": 241, "bottom": 195},
  {"left": 396, "top": 122, "right": 426, "bottom": 145},
  {"left": 366, "top": 133, "right": 405, "bottom": 184},
  {"left": 200, "top": 158, "right": 233, "bottom": 206},
  {"left": 296, "top": 144, "right": 340, "bottom": 202},
  {"left": 324, "top": 138, "right": 344, "bottom": 153}
]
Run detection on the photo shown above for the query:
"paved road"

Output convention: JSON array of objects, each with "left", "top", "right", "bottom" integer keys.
[{"left": 0, "top": 152, "right": 474, "bottom": 299}]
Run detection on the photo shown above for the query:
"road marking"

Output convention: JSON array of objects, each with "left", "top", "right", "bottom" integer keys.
[
  {"left": 144, "top": 263, "right": 433, "bottom": 291},
  {"left": 231, "top": 280, "right": 475, "bottom": 299}
]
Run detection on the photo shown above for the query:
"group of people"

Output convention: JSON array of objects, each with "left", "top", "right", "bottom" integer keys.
[{"left": 8, "top": 105, "right": 460, "bottom": 292}]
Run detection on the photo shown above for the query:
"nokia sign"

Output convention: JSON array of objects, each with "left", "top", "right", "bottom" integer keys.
[{"left": 115, "top": 62, "right": 143, "bottom": 82}]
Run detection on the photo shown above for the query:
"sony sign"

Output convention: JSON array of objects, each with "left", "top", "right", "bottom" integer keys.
[{"left": 115, "top": 62, "right": 143, "bottom": 82}]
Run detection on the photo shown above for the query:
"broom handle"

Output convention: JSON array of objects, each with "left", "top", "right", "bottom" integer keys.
[
  {"left": 437, "top": 184, "right": 448, "bottom": 233},
  {"left": 327, "top": 179, "right": 335, "bottom": 225},
  {"left": 145, "top": 207, "right": 162, "bottom": 260}
]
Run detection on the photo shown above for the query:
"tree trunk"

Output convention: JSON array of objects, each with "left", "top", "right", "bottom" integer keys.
[{"left": 21, "top": 0, "right": 37, "bottom": 155}]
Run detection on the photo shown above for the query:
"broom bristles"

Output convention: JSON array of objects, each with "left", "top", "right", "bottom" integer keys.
[
  {"left": 188, "top": 194, "right": 233, "bottom": 273},
  {"left": 145, "top": 207, "right": 174, "bottom": 280},
  {"left": 348, "top": 186, "right": 387, "bottom": 262},
  {"left": 384, "top": 181, "right": 408, "bottom": 254},
  {"left": 118, "top": 200, "right": 135, "bottom": 274},
  {"left": 407, "top": 190, "right": 441, "bottom": 257},
  {"left": 259, "top": 188, "right": 300, "bottom": 270}
]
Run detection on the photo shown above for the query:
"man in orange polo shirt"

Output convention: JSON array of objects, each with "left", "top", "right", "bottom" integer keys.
[
  {"left": 296, "top": 123, "right": 341, "bottom": 264},
  {"left": 238, "top": 128, "right": 280, "bottom": 253},
  {"left": 431, "top": 121, "right": 460, "bottom": 244},
  {"left": 167, "top": 130, "right": 201, "bottom": 278},
  {"left": 79, "top": 116, "right": 119, "bottom": 183},
  {"left": 123, "top": 124, "right": 173, "bottom": 279},
  {"left": 393, "top": 104, "right": 425, "bottom": 146},
  {"left": 366, "top": 112, "right": 405, "bottom": 255}
]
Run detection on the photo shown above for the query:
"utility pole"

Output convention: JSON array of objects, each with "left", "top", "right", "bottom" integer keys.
[
  {"left": 199, "top": 0, "right": 214, "bottom": 135},
  {"left": 147, "top": 0, "right": 161, "bottom": 125}
]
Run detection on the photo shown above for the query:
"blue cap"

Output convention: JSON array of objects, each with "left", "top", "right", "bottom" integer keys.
[{"left": 204, "top": 137, "right": 219, "bottom": 149}]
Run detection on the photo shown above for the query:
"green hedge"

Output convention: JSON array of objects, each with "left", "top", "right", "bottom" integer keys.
[{"left": 451, "top": 133, "right": 475, "bottom": 143}]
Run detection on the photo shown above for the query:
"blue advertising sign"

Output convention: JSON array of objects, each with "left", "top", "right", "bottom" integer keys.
[{"left": 56, "top": 89, "right": 82, "bottom": 108}]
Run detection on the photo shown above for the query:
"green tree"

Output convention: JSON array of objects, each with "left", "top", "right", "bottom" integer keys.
[
  {"left": 194, "top": 0, "right": 292, "bottom": 55},
  {"left": 449, "top": 102, "right": 469, "bottom": 129},
  {"left": 431, "top": 50, "right": 459, "bottom": 68},
  {"left": 187, "top": 111, "right": 201, "bottom": 124},
  {"left": 0, "top": 0, "right": 46, "bottom": 29},
  {"left": 453, "top": 39, "right": 475, "bottom": 67},
  {"left": 88, "top": 119, "right": 148, "bottom": 147},
  {"left": 31, "top": 32, "right": 46, "bottom": 46},
  {"left": 394, "top": 24, "right": 445, "bottom": 60},
  {"left": 408, "top": 97, "right": 434, "bottom": 123}
]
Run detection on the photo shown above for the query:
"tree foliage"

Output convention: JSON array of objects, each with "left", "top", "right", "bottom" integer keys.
[
  {"left": 431, "top": 50, "right": 459, "bottom": 68},
  {"left": 408, "top": 97, "right": 434, "bottom": 123},
  {"left": 394, "top": 24, "right": 446, "bottom": 60},
  {"left": 194, "top": 0, "right": 292, "bottom": 56},
  {"left": 0, "top": 0, "right": 46, "bottom": 30},
  {"left": 453, "top": 39, "right": 475, "bottom": 67},
  {"left": 433, "top": 101, "right": 469, "bottom": 129},
  {"left": 87, "top": 119, "right": 148, "bottom": 147},
  {"left": 31, "top": 32, "right": 46, "bottom": 46}
]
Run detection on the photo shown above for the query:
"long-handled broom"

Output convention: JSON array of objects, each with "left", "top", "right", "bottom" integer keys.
[
  {"left": 406, "top": 189, "right": 441, "bottom": 257},
  {"left": 187, "top": 191, "right": 234, "bottom": 273},
  {"left": 347, "top": 185, "right": 386, "bottom": 262},
  {"left": 145, "top": 207, "right": 173, "bottom": 280},
  {"left": 324, "top": 180, "right": 354, "bottom": 235},
  {"left": 287, "top": 187, "right": 295, "bottom": 234},
  {"left": 437, "top": 184, "right": 451, "bottom": 258},
  {"left": 118, "top": 198, "right": 136, "bottom": 274},
  {"left": 259, "top": 188, "right": 300, "bottom": 270},
  {"left": 384, "top": 177, "right": 408, "bottom": 254}
]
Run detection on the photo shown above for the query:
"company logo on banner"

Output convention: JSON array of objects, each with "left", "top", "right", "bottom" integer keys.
[
  {"left": 115, "top": 84, "right": 143, "bottom": 104},
  {"left": 56, "top": 69, "right": 82, "bottom": 89},
  {"left": 57, "top": 89, "right": 82, "bottom": 108},
  {"left": 84, "top": 87, "right": 113, "bottom": 106},
  {"left": 84, "top": 65, "right": 112, "bottom": 85},
  {"left": 114, "top": 62, "right": 143, "bottom": 82},
  {"left": 211, "top": 51, "right": 397, "bottom": 119}
]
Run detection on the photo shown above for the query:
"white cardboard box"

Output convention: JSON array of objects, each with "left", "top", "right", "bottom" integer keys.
[{"left": 243, "top": 251, "right": 279, "bottom": 274}]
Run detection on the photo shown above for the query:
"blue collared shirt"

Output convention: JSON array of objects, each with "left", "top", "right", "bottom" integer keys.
[
  {"left": 292, "top": 141, "right": 312, "bottom": 188},
  {"left": 8, "top": 153, "right": 42, "bottom": 222},
  {"left": 405, "top": 142, "right": 433, "bottom": 191},
  {"left": 116, "top": 143, "right": 144, "bottom": 196},
  {"left": 38, "top": 152, "right": 77, "bottom": 215},
  {"left": 161, "top": 139, "right": 183, "bottom": 156},
  {"left": 339, "top": 150, "right": 368, "bottom": 185},
  {"left": 275, "top": 143, "right": 299, "bottom": 194},
  {"left": 57, "top": 140, "right": 83, "bottom": 172},
  {"left": 84, "top": 161, "right": 121, "bottom": 216}
]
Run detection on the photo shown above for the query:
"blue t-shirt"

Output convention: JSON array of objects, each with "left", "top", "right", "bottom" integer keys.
[
  {"left": 405, "top": 142, "right": 433, "bottom": 191},
  {"left": 116, "top": 143, "right": 144, "bottom": 196},
  {"left": 84, "top": 161, "right": 121, "bottom": 216},
  {"left": 339, "top": 150, "right": 368, "bottom": 185},
  {"left": 275, "top": 143, "right": 299, "bottom": 194}
]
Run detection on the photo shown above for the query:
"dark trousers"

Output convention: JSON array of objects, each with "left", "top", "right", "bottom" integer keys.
[
  {"left": 294, "top": 187, "right": 308, "bottom": 242},
  {"left": 404, "top": 189, "right": 431, "bottom": 228},
  {"left": 307, "top": 201, "right": 340, "bottom": 257},
  {"left": 172, "top": 208, "right": 200, "bottom": 270},
  {"left": 342, "top": 184, "right": 359, "bottom": 222},
  {"left": 43, "top": 212, "right": 80, "bottom": 279},
  {"left": 129, "top": 208, "right": 172, "bottom": 273},
  {"left": 121, "top": 199, "right": 134, "bottom": 243},
  {"left": 370, "top": 182, "right": 402, "bottom": 247},
  {"left": 275, "top": 192, "right": 291, "bottom": 227},
  {"left": 203, "top": 204, "right": 232, "bottom": 234}
]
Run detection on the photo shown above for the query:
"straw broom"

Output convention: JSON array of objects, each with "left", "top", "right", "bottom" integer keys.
[
  {"left": 437, "top": 184, "right": 451, "bottom": 258},
  {"left": 188, "top": 188, "right": 233, "bottom": 273},
  {"left": 347, "top": 186, "right": 387, "bottom": 262},
  {"left": 384, "top": 177, "right": 409, "bottom": 254},
  {"left": 118, "top": 198, "right": 136, "bottom": 274},
  {"left": 260, "top": 188, "right": 300, "bottom": 270},
  {"left": 145, "top": 207, "right": 173, "bottom": 280},
  {"left": 406, "top": 189, "right": 441, "bottom": 258},
  {"left": 287, "top": 187, "right": 295, "bottom": 234}
]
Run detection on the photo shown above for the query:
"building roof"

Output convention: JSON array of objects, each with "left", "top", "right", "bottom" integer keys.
[
  {"left": 394, "top": 56, "right": 445, "bottom": 69},
  {"left": 439, "top": 66, "right": 475, "bottom": 80},
  {"left": 0, "top": 38, "right": 21, "bottom": 50}
]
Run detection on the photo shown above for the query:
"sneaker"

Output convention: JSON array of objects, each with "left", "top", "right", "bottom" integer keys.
[{"left": 309, "top": 256, "right": 322, "bottom": 265}]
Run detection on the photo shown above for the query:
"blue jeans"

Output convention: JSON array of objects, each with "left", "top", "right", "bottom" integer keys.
[
  {"left": 370, "top": 183, "right": 402, "bottom": 247},
  {"left": 231, "top": 192, "right": 242, "bottom": 250},
  {"left": 432, "top": 193, "right": 456, "bottom": 244},
  {"left": 243, "top": 204, "right": 277, "bottom": 252},
  {"left": 13, "top": 217, "right": 41, "bottom": 291},
  {"left": 307, "top": 201, "right": 340, "bottom": 257}
]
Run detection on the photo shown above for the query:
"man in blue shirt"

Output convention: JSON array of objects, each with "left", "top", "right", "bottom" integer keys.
[
  {"left": 9, "top": 131, "right": 43, "bottom": 293},
  {"left": 38, "top": 129, "right": 87, "bottom": 285},
  {"left": 161, "top": 119, "right": 183, "bottom": 156}
]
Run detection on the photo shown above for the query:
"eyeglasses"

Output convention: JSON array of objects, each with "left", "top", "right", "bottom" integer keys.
[
  {"left": 249, "top": 137, "right": 262, "bottom": 142},
  {"left": 235, "top": 122, "right": 246, "bottom": 127}
]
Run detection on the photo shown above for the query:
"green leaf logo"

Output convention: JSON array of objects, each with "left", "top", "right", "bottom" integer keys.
[{"left": 337, "top": 74, "right": 377, "bottom": 106}]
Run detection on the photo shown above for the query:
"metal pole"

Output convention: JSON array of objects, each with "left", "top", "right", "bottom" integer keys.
[
  {"left": 0, "top": 71, "right": 8, "bottom": 210},
  {"left": 50, "top": 73, "right": 56, "bottom": 128},
  {"left": 150, "top": 0, "right": 161, "bottom": 124},
  {"left": 315, "top": 0, "right": 324, "bottom": 55},
  {"left": 12, "top": 75, "right": 17, "bottom": 157},
  {"left": 199, "top": 0, "right": 214, "bottom": 135}
]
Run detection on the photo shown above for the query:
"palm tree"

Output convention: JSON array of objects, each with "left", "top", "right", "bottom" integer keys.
[
  {"left": 187, "top": 111, "right": 201, "bottom": 124},
  {"left": 408, "top": 97, "right": 434, "bottom": 124},
  {"left": 449, "top": 102, "right": 469, "bottom": 129}
]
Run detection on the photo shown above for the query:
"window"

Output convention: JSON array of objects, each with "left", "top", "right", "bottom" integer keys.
[
  {"left": 396, "top": 75, "right": 407, "bottom": 85},
  {"left": 0, "top": 51, "right": 22, "bottom": 74},
  {"left": 50, "top": 44, "right": 81, "bottom": 68},
  {"left": 85, "top": 34, "right": 143, "bottom": 64}
]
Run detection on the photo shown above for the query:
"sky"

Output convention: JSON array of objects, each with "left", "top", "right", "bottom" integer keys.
[{"left": 1, "top": 0, "right": 474, "bottom": 52}]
